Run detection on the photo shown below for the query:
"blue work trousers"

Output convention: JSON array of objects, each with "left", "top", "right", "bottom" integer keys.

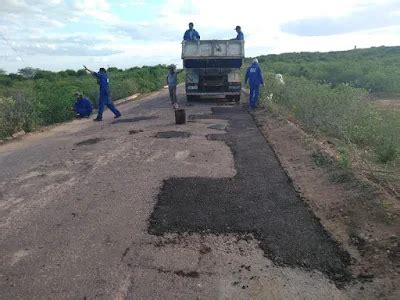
[
  {"left": 97, "top": 93, "right": 121, "bottom": 118},
  {"left": 249, "top": 85, "right": 260, "bottom": 109}
]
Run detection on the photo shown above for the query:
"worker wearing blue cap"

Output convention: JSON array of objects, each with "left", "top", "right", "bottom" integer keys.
[{"left": 233, "top": 26, "right": 244, "bottom": 40}]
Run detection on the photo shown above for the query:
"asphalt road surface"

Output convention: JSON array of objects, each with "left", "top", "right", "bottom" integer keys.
[{"left": 1, "top": 86, "right": 352, "bottom": 299}]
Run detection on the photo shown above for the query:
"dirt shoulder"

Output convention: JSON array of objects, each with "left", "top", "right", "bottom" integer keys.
[{"left": 252, "top": 109, "right": 400, "bottom": 299}]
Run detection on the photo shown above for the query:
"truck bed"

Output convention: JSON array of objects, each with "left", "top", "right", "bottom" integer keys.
[{"left": 182, "top": 40, "right": 244, "bottom": 59}]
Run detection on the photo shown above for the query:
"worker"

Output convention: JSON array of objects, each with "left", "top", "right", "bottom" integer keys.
[
  {"left": 83, "top": 66, "right": 121, "bottom": 121},
  {"left": 183, "top": 22, "right": 200, "bottom": 41},
  {"left": 73, "top": 92, "right": 93, "bottom": 118},
  {"left": 166, "top": 64, "right": 183, "bottom": 109},
  {"left": 245, "top": 58, "right": 265, "bottom": 109},
  {"left": 233, "top": 25, "right": 244, "bottom": 40}
]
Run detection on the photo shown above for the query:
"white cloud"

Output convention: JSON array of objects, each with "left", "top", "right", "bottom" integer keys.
[
  {"left": 118, "top": 1, "right": 146, "bottom": 8},
  {"left": 73, "top": 0, "right": 119, "bottom": 23}
]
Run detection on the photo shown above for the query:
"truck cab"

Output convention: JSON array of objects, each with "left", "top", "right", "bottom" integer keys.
[{"left": 182, "top": 40, "right": 244, "bottom": 101}]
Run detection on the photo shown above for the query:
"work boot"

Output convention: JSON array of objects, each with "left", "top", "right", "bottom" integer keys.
[
  {"left": 114, "top": 113, "right": 122, "bottom": 119},
  {"left": 93, "top": 117, "right": 103, "bottom": 121}
]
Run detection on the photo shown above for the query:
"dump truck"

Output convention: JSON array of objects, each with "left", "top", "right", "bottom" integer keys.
[{"left": 182, "top": 40, "right": 245, "bottom": 101}]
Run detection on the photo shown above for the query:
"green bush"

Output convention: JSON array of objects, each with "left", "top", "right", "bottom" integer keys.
[{"left": 0, "top": 93, "right": 38, "bottom": 138}]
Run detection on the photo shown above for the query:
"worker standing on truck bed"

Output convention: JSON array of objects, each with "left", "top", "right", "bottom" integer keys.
[
  {"left": 233, "top": 26, "right": 244, "bottom": 40},
  {"left": 166, "top": 65, "right": 183, "bottom": 109},
  {"left": 245, "top": 58, "right": 265, "bottom": 109},
  {"left": 183, "top": 22, "right": 200, "bottom": 41},
  {"left": 83, "top": 66, "right": 121, "bottom": 121}
]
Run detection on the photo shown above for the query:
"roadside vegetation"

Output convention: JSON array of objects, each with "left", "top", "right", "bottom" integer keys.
[
  {"left": 248, "top": 46, "right": 400, "bottom": 195},
  {"left": 258, "top": 46, "right": 400, "bottom": 95},
  {"left": 0, "top": 65, "right": 169, "bottom": 139}
]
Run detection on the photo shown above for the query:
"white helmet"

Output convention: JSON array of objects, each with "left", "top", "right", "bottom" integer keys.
[{"left": 253, "top": 58, "right": 259, "bottom": 64}]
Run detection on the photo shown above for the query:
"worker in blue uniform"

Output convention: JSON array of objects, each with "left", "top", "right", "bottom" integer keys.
[
  {"left": 73, "top": 92, "right": 93, "bottom": 118},
  {"left": 84, "top": 66, "right": 121, "bottom": 121},
  {"left": 233, "top": 25, "right": 244, "bottom": 40},
  {"left": 166, "top": 64, "right": 183, "bottom": 109},
  {"left": 183, "top": 22, "right": 200, "bottom": 41},
  {"left": 245, "top": 58, "right": 265, "bottom": 109}
]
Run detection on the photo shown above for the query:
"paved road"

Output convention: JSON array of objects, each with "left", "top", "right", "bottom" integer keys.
[{"left": 1, "top": 87, "right": 351, "bottom": 299}]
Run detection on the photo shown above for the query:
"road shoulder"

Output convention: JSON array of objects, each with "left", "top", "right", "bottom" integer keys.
[{"left": 253, "top": 109, "right": 400, "bottom": 299}]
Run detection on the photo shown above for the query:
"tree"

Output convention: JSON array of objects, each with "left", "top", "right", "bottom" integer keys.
[
  {"left": 34, "top": 70, "right": 55, "bottom": 80},
  {"left": 0, "top": 68, "right": 6, "bottom": 75},
  {"left": 18, "top": 67, "right": 41, "bottom": 78}
]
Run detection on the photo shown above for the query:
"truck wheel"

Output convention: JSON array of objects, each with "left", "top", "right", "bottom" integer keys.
[
  {"left": 187, "top": 95, "right": 196, "bottom": 102},
  {"left": 234, "top": 95, "right": 240, "bottom": 102}
]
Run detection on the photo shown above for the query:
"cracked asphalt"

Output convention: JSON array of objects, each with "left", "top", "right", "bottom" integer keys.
[{"left": 0, "top": 86, "right": 353, "bottom": 299}]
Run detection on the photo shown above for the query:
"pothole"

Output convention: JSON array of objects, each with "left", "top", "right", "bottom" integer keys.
[
  {"left": 154, "top": 131, "right": 191, "bottom": 139},
  {"left": 113, "top": 116, "right": 158, "bottom": 124},
  {"left": 129, "top": 130, "right": 144, "bottom": 135},
  {"left": 75, "top": 138, "right": 104, "bottom": 146}
]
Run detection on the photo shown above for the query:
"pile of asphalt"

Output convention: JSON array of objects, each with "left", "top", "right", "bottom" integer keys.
[{"left": 149, "top": 106, "right": 351, "bottom": 283}]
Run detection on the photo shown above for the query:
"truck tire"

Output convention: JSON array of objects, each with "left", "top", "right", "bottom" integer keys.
[{"left": 186, "top": 95, "right": 196, "bottom": 102}]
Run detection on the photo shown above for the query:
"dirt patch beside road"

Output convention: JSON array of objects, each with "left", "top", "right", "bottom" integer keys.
[{"left": 253, "top": 109, "right": 400, "bottom": 298}]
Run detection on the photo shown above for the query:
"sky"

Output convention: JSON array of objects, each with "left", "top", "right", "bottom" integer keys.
[{"left": 1, "top": 0, "right": 400, "bottom": 73}]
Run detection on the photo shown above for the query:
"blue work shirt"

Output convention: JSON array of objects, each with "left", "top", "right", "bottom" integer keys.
[
  {"left": 235, "top": 31, "right": 244, "bottom": 40},
  {"left": 183, "top": 29, "right": 200, "bottom": 41},
  {"left": 74, "top": 97, "right": 93, "bottom": 117},
  {"left": 245, "top": 63, "right": 264, "bottom": 86},
  {"left": 93, "top": 72, "right": 109, "bottom": 95},
  {"left": 167, "top": 71, "right": 178, "bottom": 87}
]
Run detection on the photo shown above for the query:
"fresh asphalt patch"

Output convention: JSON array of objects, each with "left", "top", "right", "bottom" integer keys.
[
  {"left": 149, "top": 106, "right": 351, "bottom": 284},
  {"left": 154, "top": 131, "right": 191, "bottom": 139}
]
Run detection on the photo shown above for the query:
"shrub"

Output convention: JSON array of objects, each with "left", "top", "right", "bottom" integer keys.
[{"left": 0, "top": 93, "right": 39, "bottom": 138}]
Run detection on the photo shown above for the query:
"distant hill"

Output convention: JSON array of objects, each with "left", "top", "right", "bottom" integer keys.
[{"left": 250, "top": 46, "right": 400, "bottom": 94}]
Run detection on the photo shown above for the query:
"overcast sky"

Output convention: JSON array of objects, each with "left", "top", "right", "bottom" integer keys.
[{"left": 1, "top": 0, "right": 400, "bottom": 73}]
